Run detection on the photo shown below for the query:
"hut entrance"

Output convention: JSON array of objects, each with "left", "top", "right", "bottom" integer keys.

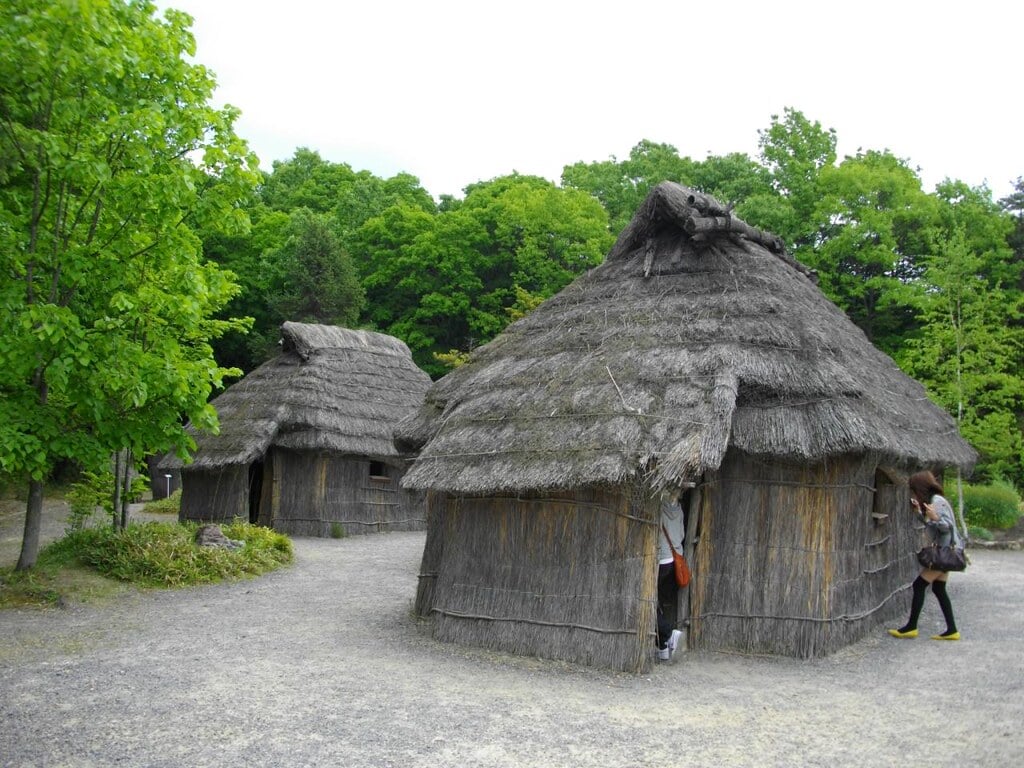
[
  {"left": 248, "top": 460, "right": 264, "bottom": 524},
  {"left": 660, "top": 487, "right": 697, "bottom": 649}
]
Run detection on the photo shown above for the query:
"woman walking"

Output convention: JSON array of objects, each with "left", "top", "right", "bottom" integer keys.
[{"left": 889, "top": 471, "right": 961, "bottom": 641}]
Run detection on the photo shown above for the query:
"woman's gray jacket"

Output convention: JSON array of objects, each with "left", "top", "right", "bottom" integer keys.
[{"left": 924, "top": 494, "right": 959, "bottom": 547}]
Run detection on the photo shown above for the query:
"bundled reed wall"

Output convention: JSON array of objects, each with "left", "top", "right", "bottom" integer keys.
[
  {"left": 269, "top": 448, "right": 425, "bottom": 537},
  {"left": 178, "top": 466, "right": 248, "bottom": 523},
  {"left": 416, "top": 482, "right": 660, "bottom": 672},
  {"left": 689, "top": 450, "right": 917, "bottom": 657}
]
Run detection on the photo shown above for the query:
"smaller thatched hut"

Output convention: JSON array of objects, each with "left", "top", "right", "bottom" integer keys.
[
  {"left": 161, "top": 322, "right": 432, "bottom": 537},
  {"left": 397, "top": 182, "right": 976, "bottom": 671}
]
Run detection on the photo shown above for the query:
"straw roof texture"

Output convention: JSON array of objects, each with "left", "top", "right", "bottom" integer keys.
[
  {"left": 398, "top": 182, "right": 976, "bottom": 494},
  {"left": 164, "top": 322, "right": 431, "bottom": 470}
]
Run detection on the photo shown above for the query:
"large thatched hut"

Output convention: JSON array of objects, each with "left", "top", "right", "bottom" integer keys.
[
  {"left": 162, "top": 322, "right": 432, "bottom": 537},
  {"left": 397, "top": 182, "right": 976, "bottom": 671}
]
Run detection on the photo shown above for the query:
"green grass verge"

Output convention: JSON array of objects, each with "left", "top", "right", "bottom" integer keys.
[{"left": 0, "top": 520, "right": 293, "bottom": 609}]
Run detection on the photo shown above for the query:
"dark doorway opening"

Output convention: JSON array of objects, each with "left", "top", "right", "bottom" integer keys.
[{"left": 248, "top": 460, "right": 264, "bottom": 524}]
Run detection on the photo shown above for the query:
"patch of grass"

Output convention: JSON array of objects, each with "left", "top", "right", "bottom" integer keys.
[
  {"left": 968, "top": 525, "right": 994, "bottom": 541},
  {"left": 329, "top": 522, "right": 346, "bottom": 539},
  {"left": 0, "top": 520, "right": 292, "bottom": 609},
  {"left": 963, "top": 480, "right": 1022, "bottom": 531},
  {"left": 145, "top": 489, "right": 181, "bottom": 515}
]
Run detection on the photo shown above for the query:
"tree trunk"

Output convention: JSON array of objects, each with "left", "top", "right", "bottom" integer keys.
[
  {"left": 120, "top": 449, "right": 132, "bottom": 529},
  {"left": 15, "top": 479, "right": 45, "bottom": 571},
  {"left": 112, "top": 451, "right": 123, "bottom": 531}
]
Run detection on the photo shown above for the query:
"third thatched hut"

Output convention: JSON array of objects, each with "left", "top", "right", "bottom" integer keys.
[{"left": 397, "top": 182, "right": 976, "bottom": 671}]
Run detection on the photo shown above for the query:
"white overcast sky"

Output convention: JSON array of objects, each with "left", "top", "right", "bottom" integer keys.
[{"left": 161, "top": 0, "right": 1022, "bottom": 201}]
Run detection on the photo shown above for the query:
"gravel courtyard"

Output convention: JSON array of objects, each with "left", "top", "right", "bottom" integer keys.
[{"left": 1, "top": 504, "right": 1021, "bottom": 768}]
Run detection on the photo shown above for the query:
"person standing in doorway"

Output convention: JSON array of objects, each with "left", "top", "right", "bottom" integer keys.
[{"left": 656, "top": 488, "right": 685, "bottom": 659}]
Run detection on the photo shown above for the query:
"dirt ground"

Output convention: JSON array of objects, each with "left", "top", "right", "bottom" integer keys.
[{"left": 1, "top": 499, "right": 1022, "bottom": 767}]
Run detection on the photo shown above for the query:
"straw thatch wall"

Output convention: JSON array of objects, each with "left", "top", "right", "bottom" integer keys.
[
  {"left": 163, "top": 322, "right": 431, "bottom": 536},
  {"left": 417, "top": 481, "right": 658, "bottom": 672},
  {"left": 689, "top": 451, "right": 918, "bottom": 658},
  {"left": 179, "top": 466, "right": 248, "bottom": 523},
  {"left": 268, "top": 449, "right": 424, "bottom": 537}
]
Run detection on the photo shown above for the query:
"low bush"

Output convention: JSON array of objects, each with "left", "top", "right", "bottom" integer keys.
[
  {"left": 968, "top": 525, "right": 994, "bottom": 541},
  {"left": 146, "top": 489, "right": 182, "bottom": 515},
  {"left": 1, "top": 520, "right": 293, "bottom": 607},
  {"left": 962, "top": 480, "right": 1022, "bottom": 531}
]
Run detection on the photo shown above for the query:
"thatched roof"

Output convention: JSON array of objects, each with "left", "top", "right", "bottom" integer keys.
[
  {"left": 163, "top": 322, "right": 432, "bottom": 470},
  {"left": 398, "top": 182, "right": 977, "bottom": 494}
]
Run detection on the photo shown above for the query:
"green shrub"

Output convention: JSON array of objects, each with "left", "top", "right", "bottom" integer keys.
[
  {"left": 66, "top": 469, "right": 148, "bottom": 531},
  {"left": 962, "top": 480, "right": 1022, "bottom": 531},
  {"left": 65, "top": 471, "right": 114, "bottom": 531},
  {"left": 146, "top": 489, "right": 182, "bottom": 515},
  {"left": 968, "top": 525, "right": 994, "bottom": 541},
  {"left": 54, "top": 520, "right": 293, "bottom": 588},
  {"left": 329, "top": 522, "right": 345, "bottom": 539}
]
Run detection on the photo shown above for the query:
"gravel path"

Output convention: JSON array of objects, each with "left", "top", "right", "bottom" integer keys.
[{"left": 1, "top": 502, "right": 1022, "bottom": 767}]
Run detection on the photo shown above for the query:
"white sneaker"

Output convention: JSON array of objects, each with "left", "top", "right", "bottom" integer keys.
[
  {"left": 667, "top": 629, "right": 683, "bottom": 656},
  {"left": 657, "top": 646, "right": 671, "bottom": 661}
]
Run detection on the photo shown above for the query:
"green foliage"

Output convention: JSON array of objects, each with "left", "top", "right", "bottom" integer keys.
[
  {"left": 329, "top": 522, "right": 345, "bottom": 539},
  {"left": 355, "top": 174, "right": 612, "bottom": 375},
  {"left": 897, "top": 218, "right": 1024, "bottom": 486},
  {"left": 961, "top": 480, "right": 1022, "bottom": 531},
  {"left": 147, "top": 489, "right": 182, "bottom": 515},
  {"left": 264, "top": 208, "right": 365, "bottom": 326},
  {"left": 757, "top": 108, "right": 837, "bottom": 248},
  {"left": 66, "top": 471, "right": 115, "bottom": 531},
  {"left": 59, "top": 520, "right": 292, "bottom": 587},
  {"left": 0, "top": 0, "right": 259, "bottom": 567},
  {"left": 967, "top": 525, "right": 994, "bottom": 541},
  {"left": 1, "top": 519, "right": 291, "bottom": 607},
  {"left": 66, "top": 468, "right": 148, "bottom": 532},
  {"left": 806, "top": 150, "right": 934, "bottom": 352}
]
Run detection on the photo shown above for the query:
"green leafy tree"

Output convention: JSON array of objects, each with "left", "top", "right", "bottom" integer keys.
[
  {"left": 757, "top": 108, "right": 837, "bottom": 248},
  {"left": 354, "top": 175, "right": 611, "bottom": 374},
  {"left": 202, "top": 205, "right": 292, "bottom": 370},
  {"left": 354, "top": 203, "right": 490, "bottom": 375},
  {"left": 562, "top": 140, "right": 695, "bottom": 233},
  {"left": 0, "top": 0, "right": 259, "bottom": 568},
  {"left": 1000, "top": 177, "right": 1024, "bottom": 288},
  {"left": 899, "top": 227, "right": 1024, "bottom": 486},
  {"left": 206, "top": 149, "right": 435, "bottom": 372},
  {"left": 265, "top": 208, "right": 365, "bottom": 326},
  {"left": 461, "top": 174, "right": 612, "bottom": 304},
  {"left": 806, "top": 150, "right": 935, "bottom": 352}
]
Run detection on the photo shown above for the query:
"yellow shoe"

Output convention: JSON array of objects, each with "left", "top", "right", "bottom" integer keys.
[
  {"left": 888, "top": 628, "right": 918, "bottom": 638},
  {"left": 931, "top": 631, "right": 960, "bottom": 641}
]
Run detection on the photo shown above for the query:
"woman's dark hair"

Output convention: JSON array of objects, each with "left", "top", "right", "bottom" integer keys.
[{"left": 909, "top": 470, "right": 943, "bottom": 503}]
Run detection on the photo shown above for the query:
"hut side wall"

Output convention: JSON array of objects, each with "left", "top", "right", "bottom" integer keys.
[
  {"left": 689, "top": 452, "right": 917, "bottom": 658},
  {"left": 178, "top": 466, "right": 248, "bottom": 523},
  {"left": 416, "top": 483, "right": 659, "bottom": 672},
  {"left": 269, "top": 448, "right": 425, "bottom": 537}
]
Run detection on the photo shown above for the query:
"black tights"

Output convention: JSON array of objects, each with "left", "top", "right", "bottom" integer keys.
[{"left": 900, "top": 575, "right": 957, "bottom": 634}]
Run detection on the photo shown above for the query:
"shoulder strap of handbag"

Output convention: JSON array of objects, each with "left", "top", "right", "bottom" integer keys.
[{"left": 661, "top": 524, "right": 679, "bottom": 556}]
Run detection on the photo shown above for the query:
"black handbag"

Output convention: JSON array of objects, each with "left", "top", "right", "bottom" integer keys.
[{"left": 916, "top": 543, "right": 967, "bottom": 572}]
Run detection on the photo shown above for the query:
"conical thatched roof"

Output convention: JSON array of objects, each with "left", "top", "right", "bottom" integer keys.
[
  {"left": 398, "top": 182, "right": 976, "bottom": 494},
  {"left": 163, "top": 322, "right": 432, "bottom": 470}
]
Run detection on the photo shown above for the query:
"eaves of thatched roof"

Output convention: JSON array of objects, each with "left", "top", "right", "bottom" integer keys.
[
  {"left": 397, "top": 182, "right": 977, "bottom": 494},
  {"left": 163, "top": 322, "right": 431, "bottom": 470}
]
